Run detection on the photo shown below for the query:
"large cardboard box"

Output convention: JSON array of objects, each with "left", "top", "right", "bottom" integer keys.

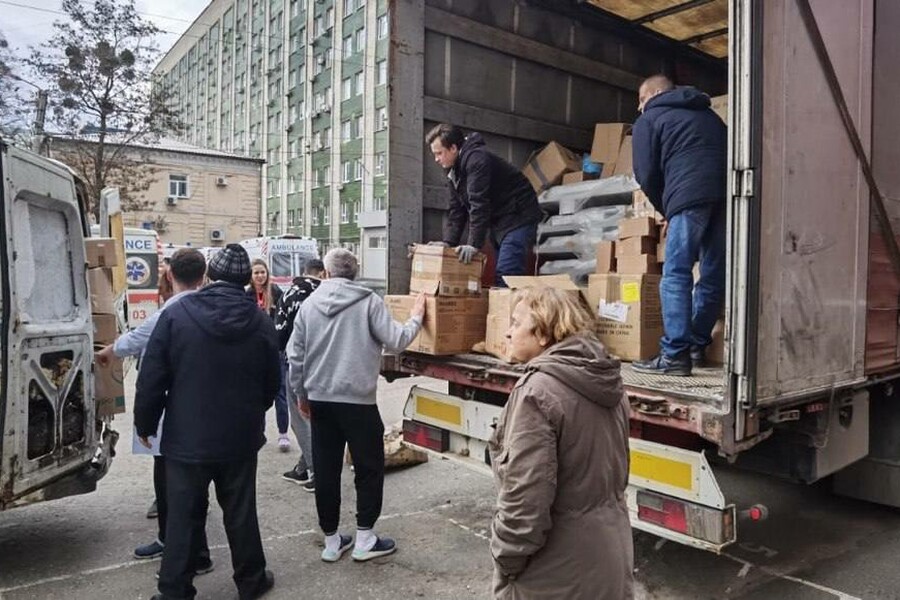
[
  {"left": 612, "top": 136, "right": 634, "bottom": 176},
  {"left": 618, "top": 216, "right": 659, "bottom": 240},
  {"left": 87, "top": 267, "right": 116, "bottom": 315},
  {"left": 95, "top": 356, "right": 125, "bottom": 417},
  {"left": 92, "top": 314, "right": 118, "bottom": 345},
  {"left": 590, "top": 123, "right": 631, "bottom": 165},
  {"left": 408, "top": 244, "right": 485, "bottom": 296},
  {"left": 85, "top": 238, "right": 119, "bottom": 268},
  {"left": 522, "top": 141, "right": 580, "bottom": 193},
  {"left": 587, "top": 274, "right": 663, "bottom": 361},
  {"left": 484, "top": 275, "right": 584, "bottom": 360},
  {"left": 562, "top": 170, "right": 598, "bottom": 185},
  {"left": 707, "top": 319, "right": 726, "bottom": 365},
  {"left": 711, "top": 94, "right": 728, "bottom": 122},
  {"left": 615, "top": 236, "right": 655, "bottom": 258},
  {"left": 385, "top": 294, "right": 488, "bottom": 355},
  {"left": 616, "top": 255, "right": 660, "bottom": 275},
  {"left": 596, "top": 241, "right": 616, "bottom": 274}
]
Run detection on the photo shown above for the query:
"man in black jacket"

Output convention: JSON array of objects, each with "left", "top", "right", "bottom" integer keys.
[
  {"left": 135, "top": 243, "right": 281, "bottom": 600},
  {"left": 631, "top": 74, "right": 727, "bottom": 376},
  {"left": 426, "top": 124, "right": 543, "bottom": 285}
]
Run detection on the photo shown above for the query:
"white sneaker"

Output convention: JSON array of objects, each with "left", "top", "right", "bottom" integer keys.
[
  {"left": 321, "top": 534, "right": 353, "bottom": 563},
  {"left": 277, "top": 434, "right": 290, "bottom": 452}
]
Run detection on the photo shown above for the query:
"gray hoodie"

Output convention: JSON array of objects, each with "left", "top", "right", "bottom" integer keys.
[{"left": 286, "top": 278, "right": 422, "bottom": 405}]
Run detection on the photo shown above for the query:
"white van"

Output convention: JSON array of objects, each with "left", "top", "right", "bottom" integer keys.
[{"left": 239, "top": 236, "right": 319, "bottom": 290}]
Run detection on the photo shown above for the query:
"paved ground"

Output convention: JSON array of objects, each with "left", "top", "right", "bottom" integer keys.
[{"left": 2, "top": 373, "right": 900, "bottom": 599}]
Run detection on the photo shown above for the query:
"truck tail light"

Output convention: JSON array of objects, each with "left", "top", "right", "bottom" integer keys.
[
  {"left": 636, "top": 490, "right": 733, "bottom": 545},
  {"left": 402, "top": 419, "right": 449, "bottom": 452}
]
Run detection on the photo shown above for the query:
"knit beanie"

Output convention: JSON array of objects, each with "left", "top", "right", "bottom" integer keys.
[{"left": 207, "top": 243, "right": 252, "bottom": 286}]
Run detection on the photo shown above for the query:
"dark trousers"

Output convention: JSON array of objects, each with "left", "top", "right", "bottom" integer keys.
[
  {"left": 154, "top": 456, "right": 211, "bottom": 568},
  {"left": 159, "top": 457, "right": 267, "bottom": 600},
  {"left": 310, "top": 401, "right": 385, "bottom": 534},
  {"left": 492, "top": 223, "right": 537, "bottom": 286},
  {"left": 274, "top": 353, "right": 289, "bottom": 434}
]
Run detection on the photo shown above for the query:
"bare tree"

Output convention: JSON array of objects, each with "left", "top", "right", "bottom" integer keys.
[
  {"left": 28, "top": 0, "right": 181, "bottom": 214},
  {"left": 0, "top": 30, "right": 30, "bottom": 143}
]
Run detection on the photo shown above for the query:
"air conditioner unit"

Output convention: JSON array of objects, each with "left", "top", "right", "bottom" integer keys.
[
  {"left": 209, "top": 229, "right": 225, "bottom": 241},
  {"left": 215, "top": 176, "right": 228, "bottom": 186},
  {"left": 317, "top": 54, "right": 326, "bottom": 65},
  {"left": 166, "top": 196, "right": 178, "bottom": 206},
  {"left": 336, "top": 183, "right": 344, "bottom": 191}
]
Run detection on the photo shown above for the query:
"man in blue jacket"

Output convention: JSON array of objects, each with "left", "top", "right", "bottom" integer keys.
[
  {"left": 426, "top": 124, "right": 543, "bottom": 285},
  {"left": 631, "top": 75, "right": 727, "bottom": 376},
  {"left": 136, "top": 243, "right": 280, "bottom": 600}
]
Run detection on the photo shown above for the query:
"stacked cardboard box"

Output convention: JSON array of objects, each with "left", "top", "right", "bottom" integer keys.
[
  {"left": 615, "top": 216, "right": 661, "bottom": 275},
  {"left": 385, "top": 245, "right": 488, "bottom": 355},
  {"left": 86, "top": 239, "right": 125, "bottom": 417},
  {"left": 590, "top": 123, "right": 632, "bottom": 176},
  {"left": 484, "top": 275, "right": 584, "bottom": 361},
  {"left": 522, "top": 141, "right": 581, "bottom": 193},
  {"left": 587, "top": 273, "right": 663, "bottom": 361}
]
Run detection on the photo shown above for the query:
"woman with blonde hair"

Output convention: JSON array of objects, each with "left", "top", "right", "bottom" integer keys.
[
  {"left": 490, "top": 286, "right": 634, "bottom": 599},
  {"left": 247, "top": 259, "right": 290, "bottom": 450}
]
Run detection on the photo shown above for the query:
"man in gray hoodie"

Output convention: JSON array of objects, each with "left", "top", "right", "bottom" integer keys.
[{"left": 287, "top": 248, "right": 425, "bottom": 563}]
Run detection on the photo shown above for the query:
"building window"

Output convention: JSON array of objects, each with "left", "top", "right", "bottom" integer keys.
[
  {"left": 343, "top": 0, "right": 354, "bottom": 15},
  {"left": 290, "top": 104, "right": 298, "bottom": 122},
  {"left": 290, "top": 140, "right": 298, "bottom": 158},
  {"left": 353, "top": 71, "right": 364, "bottom": 96},
  {"left": 342, "top": 35, "right": 352, "bottom": 57},
  {"left": 323, "top": 206, "right": 330, "bottom": 226},
  {"left": 289, "top": 70, "right": 297, "bottom": 88},
  {"left": 341, "top": 119, "right": 351, "bottom": 142},
  {"left": 375, "top": 107, "right": 387, "bottom": 131},
  {"left": 169, "top": 174, "right": 189, "bottom": 198},
  {"left": 326, "top": 7, "right": 334, "bottom": 27},
  {"left": 312, "top": 207, "right": 320, "bottom": 225},
  {"left": 352, "top": 114, "right": 363, "bottom": 139},
  {"left": 374, "top": 152, "right": 386, "bottom": 176},
  {"left": 341, "top": 161, "right": 352, "bottom": 183},
  {"left": 341, "top": 77, "right": 352, "bottom": 101},
  {"left": 341, "top": 202, "right": 350, "bottom": 224},
  {"left": 290, "top": 0, "right": 299, "bottom": 19},
  {"left": 354, "top": 28, "right": 366, "bottom": 54},
  {"left": 368, "top": 234, "right": 386, "bottom": 249},
  {"left": 376, "top": 60, "right": 386, "bottom": 86},
  {"left": 288, "top": 209, "right": 295, "bottom": 225},
  {"left": 372, "top": 195, "right": 386, "bottom": 211},
  {"left": 354, "top": 158, "right": 363, "bottom": 180},
  {"left": 377, "top": 14, "right": 388, "bottom": 39},
  {"left": 322, "top": 127, "right": 332, "bottom": 148}
]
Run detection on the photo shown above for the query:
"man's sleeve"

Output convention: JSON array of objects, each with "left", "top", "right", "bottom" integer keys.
[
  {"left": 368, "top": 297, "right": 422, "bottom": 352},
  {"left": 632, "top": 117, "right": 665, "bottom": 214},
  {"left": 443, "top": 187, "right": 467, "bottom": 247},
  {"left": 274, "top": 286, "right": 298, "bottom": 351},
  {"left": 113, "top": 309, "right": 162, "bottom": 358},
  {"left": 464, "top": 152, "right": 492, "bottom": 249},
  {"left": 286, "top": 307, "right": 308, "bottom": 400},
  {"left": 491, "top": 388, "right": 558, "bottom": 577},
  {"left": 261, "top": 320, "right": 280, "bottom": 409},
  {"left": 133, "top": 311, "right": 173, "bottom": 438}
]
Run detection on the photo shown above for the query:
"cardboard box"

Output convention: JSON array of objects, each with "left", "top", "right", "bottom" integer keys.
[
  {"left": 522, "top": 141, "right": 581, "bottom": 193},
  {"left": 615, "top": 254, "right": 661, "bottom": 274},
  {"left": 95, "top": 356, "right": 125, "bottom": 417},
  {"left": 587, "top": 274, "right": 663, "bottom": 361},
  {"left": 483, "top": 275, "right": 584, "bottom": 360},
  {"left": 408, "top": 244, "right": 485, "bottom": 296},
  {"left": 596, "top": 241, "right": 616, "bottom": 274},
  {"left": 711, "top": 94, "right": 727, "bottom": 122},
  {"left": 656, "top": 241, "right": 666, "bottom": 263},
  {"left": 590, "top": 123, "right": 631, "bottom": 165},
  {"left": 615, "top": 236, "right": 655, "bottom": 258},
  {"left": 385, "top": 294, "right": 488, "bottom": 355},
  {"left": 562, "top": 170, "right": 599, "bottom": 185},
  {"left": 87, "top": 267, "right": 116, "bottom": 315},
  {"left": 92, "top": 313, "right": 118, "bottom": 345},
  {"left": 618, "top": 216, "right": 659, "bottom": 240},
  {"left": 85, "top": 238, "right": 119, "bottom": 268},
  {"left": 612, "top": 136, "right": 634, "bottom": 176},
  {"left": 707, "top": 319, "right": 725, "bottom": 365}
]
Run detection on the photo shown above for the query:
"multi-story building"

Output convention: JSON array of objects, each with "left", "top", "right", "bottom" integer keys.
[{"left": 153, "top": 0, "right": 390, "bottom": 278}]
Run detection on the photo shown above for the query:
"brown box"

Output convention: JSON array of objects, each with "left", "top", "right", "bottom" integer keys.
[
  {"left": 595, "top": 241, "right": 616, "bottom": 274},
  {"left": 88, "top": 267, "right": 117, "bottom": 315},
  {"left": 707, "top": 319, "right": 726, "bottom": 365},
  {"left": 615, "top": 254, "right": 661, "bottom": 275},
  {"left": 95, "top": 356, "right": 125, "bottom": 417},
  {"left": 656, "top": 241, "right": 666, "bottom": 263},
  {"left": 522, "top": 141, "right": 581, "bottom": 193},
  {"left": 92, "top": 314, "right": 118, "bottom": 345},
  {"left": 408, "top": 244, "right": 485, "bottom": 296},
  {"left": 590, "top": 123, "right": 632, "bottom": 165},
  {"left": 85, "top": 238, "right": 120, "bottom": 268},
  {"left": 618, "top": 216, "right": 659, "bottom": 240},
  {"left": 484, "top": 275, "right": 584, "bottom": 360},
  {"left": 710, "top": 94, "right": 728, "bottom": 122},
  {"left": 562, "top": 170, "right": 599, "bottom": 185},
  {"left": 612, "top": 136, "right": 634, "bottom": 176},
  {"left": 385, "top": 294, "right": 488, "bottom": 355},
  {"left": 615, "top": 236, "right": 655, "bottom": 258},
  {"left": 586, "top": 274, "right": 663, "bottom": 361}
]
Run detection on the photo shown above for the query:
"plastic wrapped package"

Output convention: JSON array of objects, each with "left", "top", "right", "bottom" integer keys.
[
  {"left": 538, "top": 174, "right": 639, "bottom": 215},
  {"left": 538, "top": 258, "right": 598, "bottom": 285},
  {"left": 537, "top": 228, "right": 619, "bottom": 259}
]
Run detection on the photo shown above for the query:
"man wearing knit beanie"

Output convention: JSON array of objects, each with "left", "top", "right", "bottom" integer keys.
[{"left": 136, "top": 241, "right": 280, "bottom": 600}]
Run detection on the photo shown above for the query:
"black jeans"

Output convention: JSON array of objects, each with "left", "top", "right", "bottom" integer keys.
[
  {"left": 154, "top": 456, "right": 211, "bottom": 568},
  {"left": 310, "top": 401, "right": 385, "bottom": 534},
  {"left": 158, "top": 457, "right": 268, "bottom": 600}
]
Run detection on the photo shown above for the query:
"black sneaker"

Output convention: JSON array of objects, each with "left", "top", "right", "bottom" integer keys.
[
  {"left": 302, "top": 478, "right": 315, "bottom": 494},
  {"left": 134, "top": 539, "right": 164, "bottom": 560},
  {"left": 240, "top": 569, "right": 275, "bottom": 600},
  {"left": 281, "top": 467, "right": 310, "bottom": 485},
  {"left": 690, "top": 346, "right": 706, "bottom": 368},
  {"left": 632, "top": 353, "right": 692, "bottom": 377}
]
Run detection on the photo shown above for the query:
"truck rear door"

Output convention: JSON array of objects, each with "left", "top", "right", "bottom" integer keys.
[{"left": 730, "top": 0, "right": 873, "bottom": 408}]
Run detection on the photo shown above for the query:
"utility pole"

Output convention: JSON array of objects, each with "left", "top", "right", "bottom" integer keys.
[{"left": 31, "top": 89, "right": 48, "bottom": 154}]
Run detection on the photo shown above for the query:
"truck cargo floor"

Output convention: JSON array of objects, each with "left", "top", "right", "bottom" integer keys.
[{"left": 620, "top": 363, "right": 725, "bottom": 403}]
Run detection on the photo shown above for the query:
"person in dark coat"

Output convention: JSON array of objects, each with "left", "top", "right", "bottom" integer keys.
[
  {"left": 135, "top": 243, "right": 281, "bottom": 600},
  {"left": 631, "top": 74, "right": 727, "bottom": 376},
  {"left": 426, "top": 123, "right": 543, "bottom": 285}
]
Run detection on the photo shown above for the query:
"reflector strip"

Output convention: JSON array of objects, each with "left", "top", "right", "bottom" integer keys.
[
  {"left": 416, "top": 395, "right": 462, "bottom": 427},
  {"left": 630, "top": 450, "right": 693, "bottom": 491}
]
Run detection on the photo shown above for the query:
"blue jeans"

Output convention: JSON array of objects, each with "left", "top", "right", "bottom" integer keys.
[
  {"left": 492, "top": 224, "right": 537, "bottom": 287},
  {"left": 275, "top": 353, "right": 289, "bottom": 434},
  {"left": 659, "top": 204, "right": 726, "bottom": 358}
]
